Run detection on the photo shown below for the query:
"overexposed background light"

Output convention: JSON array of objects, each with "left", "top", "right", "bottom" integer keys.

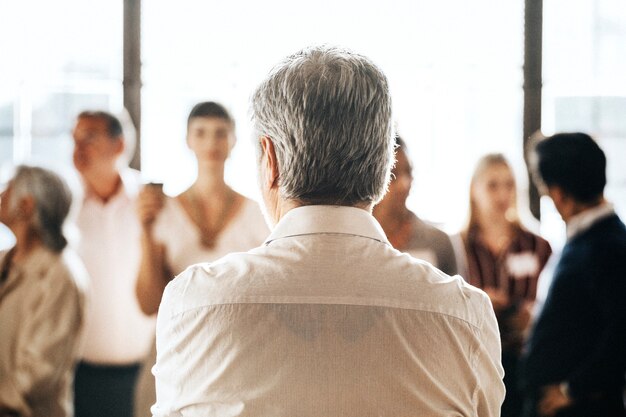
[
  {"left": 141, "top": 0, "right": 525, "bottom": 233},
  {"left": 1, "top": 0, "right": 625, "bottom": 251}
]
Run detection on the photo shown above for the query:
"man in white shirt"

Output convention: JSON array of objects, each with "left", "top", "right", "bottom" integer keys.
[
  {"left": 72, "top": 111, "right": 155, "bottom": 417},
  {"left": 153, "top": 46, "right": 504, "bottom": 417}
]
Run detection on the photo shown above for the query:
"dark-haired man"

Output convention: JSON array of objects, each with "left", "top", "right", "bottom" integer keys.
[
  {"left": 522, "top": 132, "right": 626, "bottom": 417},
  {"left": 72, "top": 111, "right": 154, "bottom": 417}
]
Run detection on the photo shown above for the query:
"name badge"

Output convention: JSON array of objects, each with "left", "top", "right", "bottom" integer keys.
[{"left": 506, "top": 252, "right": 539, "bottom": 279}]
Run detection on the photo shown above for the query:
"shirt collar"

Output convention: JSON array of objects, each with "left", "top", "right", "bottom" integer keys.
[
  {"left": 566, "top": 202, "right": 615, "bottom": 240},
  {"left": 82, "top": 168, "right": 140, "bottom": 203},
  {"left": 265, "top": 205, "right": 389, "bottom": 246}
]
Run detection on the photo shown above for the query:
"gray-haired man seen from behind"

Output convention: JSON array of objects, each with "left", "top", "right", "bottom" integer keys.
[{"left": 152, "top": 46, "right": 504, "bottom": 417}]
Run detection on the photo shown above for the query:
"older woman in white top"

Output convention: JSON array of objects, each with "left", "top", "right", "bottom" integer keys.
[
  {"left": 0, "top": 165, "right": 88, "bottom": 417},
  {"left": 133, "top": 102, "right": 268, "bottom": 416}
]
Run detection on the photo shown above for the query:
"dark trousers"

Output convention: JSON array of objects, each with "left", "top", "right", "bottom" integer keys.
[
  {"left": 502, "top": 350, "right": 523, "bottom": 417},
  {"left": 74, "top": 361, "right": 141, "bottom": 417}
]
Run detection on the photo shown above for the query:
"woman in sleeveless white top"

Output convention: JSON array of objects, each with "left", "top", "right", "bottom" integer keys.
[
  {"left": 133, "top": 102, "right": 269, "bottom": 417},
  {"left": 153, "top": 197, "right": 267, "bottom": 274}
]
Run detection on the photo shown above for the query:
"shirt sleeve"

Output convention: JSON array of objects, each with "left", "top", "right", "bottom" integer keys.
[
  {"left": 1, "top": 263, "right": 84, "bottom": 414},
  {"left": 151, "top": 272, "right": 192, "bottom": 417},
  {"left": 472, "top": 292, "right": 506, "bottom": 417},
  {"left": 152, "top": 267, "right": 242, "bottom": 417}
]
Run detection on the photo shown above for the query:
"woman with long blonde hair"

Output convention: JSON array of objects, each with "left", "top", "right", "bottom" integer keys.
[{"left": 461, "top": 153, "right": 552, "bottom": 417}]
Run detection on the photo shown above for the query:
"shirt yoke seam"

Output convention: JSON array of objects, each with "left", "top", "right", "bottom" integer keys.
[{"left": 169, "top": 300, "right": 482, "bottom": 330}]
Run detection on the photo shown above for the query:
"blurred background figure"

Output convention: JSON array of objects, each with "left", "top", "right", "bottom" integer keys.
[
  {"left": 0, "top": 165, "right": 87, "bottom": 417},
  {"left": 373, "top": 137, "right": 457, "bottom": 275},
  {"left": 71, "top": 111, "right": 154, "bottom": 417},
  {"left": 133, "top": 102, "right": 268, "bottom": 417},
  {"left": 459, "top": 153, "right": 552, "bottom": 417},
  {"left": 522, "top": 133, "right": 626, "bottom": 417}
]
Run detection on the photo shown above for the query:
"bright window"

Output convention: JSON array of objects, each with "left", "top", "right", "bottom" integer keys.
[
  {"left": 141, "top": 0, "right": 525, "bottom": 232},
  {"left": 0, "top": 0, "right": 123, "bottom": 248},
  {"left": 3, "top": 0, "right": 623, "bottom": 248},
  {"left": 541, "top": 0, "right": 626, "bottom": 247}
]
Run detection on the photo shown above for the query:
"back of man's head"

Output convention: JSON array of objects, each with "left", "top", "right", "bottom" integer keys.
[
  {"left": 533, "top": 132, "right": 606, "bottom": 203},
  {"left": 251, "top": 45, "right": 395, "bottom": 206}
]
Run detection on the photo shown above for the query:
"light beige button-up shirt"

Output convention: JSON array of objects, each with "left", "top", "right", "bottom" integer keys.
[
  {"left": 0, "top": 246, "right": 88, "bottom": 417},
  {"left": 153, "top": 206, "right": 504, "bottom": 417}
]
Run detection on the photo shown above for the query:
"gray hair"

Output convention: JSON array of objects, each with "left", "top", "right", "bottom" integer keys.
[
  {"left": 251, "top": 46, "right": 395, "bottom": 205},
  {"left": 10, "top": 165, "right": 72, "bottom": 252}
]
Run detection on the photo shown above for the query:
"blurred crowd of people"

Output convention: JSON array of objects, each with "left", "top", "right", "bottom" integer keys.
[{"left": 0, "top": 77, "right": 624, "bottom": 416}]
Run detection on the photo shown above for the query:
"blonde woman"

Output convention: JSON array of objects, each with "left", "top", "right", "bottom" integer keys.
[{"left": 460, "top": 154, "right": 551, "bottom": 417}]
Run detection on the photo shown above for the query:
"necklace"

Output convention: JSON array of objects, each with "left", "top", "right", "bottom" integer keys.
[{"left": 185, "top": 187, "right": 237, "bottom": 248}]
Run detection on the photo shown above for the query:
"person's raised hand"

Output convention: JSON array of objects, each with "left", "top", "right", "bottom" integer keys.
[{"left": 137, "top": 183, "right": 165, "bottom": 232}]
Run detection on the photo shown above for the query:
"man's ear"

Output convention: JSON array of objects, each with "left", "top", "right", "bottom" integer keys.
[
  {"left": 547, "top": 185, "right": 574, "bottom": 220},
  {"left": 229, "top": 132, "right": 237, "bottom": 152},
  {"left": 18, "top": 195, "right": 35, "bottom": 220},
  {"left": 113, "top": 137, "right": 125, "bottom": 156},
  {"left": 547, "top": 186, "right": 566, "bottom": 206},
  {"left": 260, "top": 136, "right": 279, "bottom": 189}
]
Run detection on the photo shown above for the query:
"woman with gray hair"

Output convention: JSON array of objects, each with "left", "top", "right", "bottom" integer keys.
[{"left": 0, "top": 165, "right": 88, "bottom": 417}]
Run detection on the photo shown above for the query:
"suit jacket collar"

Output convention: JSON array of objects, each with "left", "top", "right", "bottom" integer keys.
[{"left": 566, "top": 202, "right": 615, "bottom": 240}]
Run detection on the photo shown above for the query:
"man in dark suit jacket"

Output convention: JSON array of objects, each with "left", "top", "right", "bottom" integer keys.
[{"left": 522, "top": 132, "right": 626, "bottom": 417}]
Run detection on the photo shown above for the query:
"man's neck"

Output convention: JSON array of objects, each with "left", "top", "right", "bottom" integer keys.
[
  {"left": 84, "top": 170, "right": 122, "bottom": 203},
  {"left": 268, "top": 199, "right": 303, "bottom": 226},
  {"left": 193, "top": 171, "right": 228, "bottom": 198},
  {"left": 373, "top": 203, "right": 410, "bottom": 232},
  {"left": 12, "top": 226, "right": 42, "bottom": 263},
  {"left": 270, "top": 198, "right": 372, "bottom": 226},
  {"left": 477, "top": 215, "right": 512, "bottom": 236},
  {"left": 565, "top": 197, "right": 605, "bottom": 224}
]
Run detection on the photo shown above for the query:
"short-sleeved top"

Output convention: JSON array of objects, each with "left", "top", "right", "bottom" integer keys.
[{"left": 153, "top": 197, "right": 269, "bottom": 274}]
